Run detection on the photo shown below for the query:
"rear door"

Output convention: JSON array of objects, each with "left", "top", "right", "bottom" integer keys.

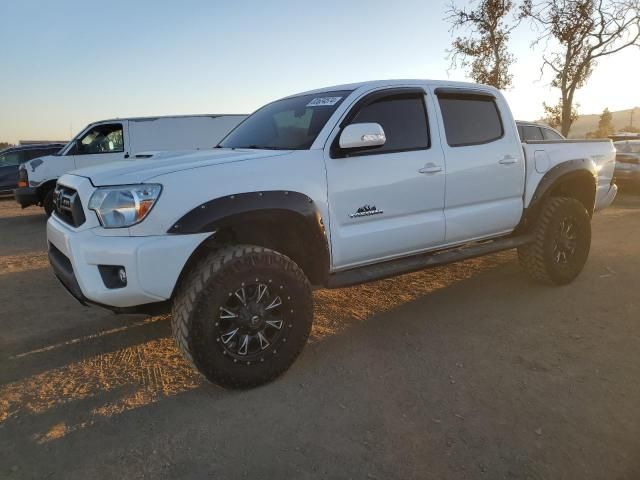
[
  {"left": 73, "top": 121, "right": 130, "bottom": 169},
  {"left": 325, "top": 87, "right": 446, "bottom": 269},
  {"left": 433, "top": 89, "right": 525, "bottom": 243},
  {"left": 0, "top": 150, "right": 23, "bottom": 192}
]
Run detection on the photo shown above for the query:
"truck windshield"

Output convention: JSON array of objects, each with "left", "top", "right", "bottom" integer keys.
[{"left": 219, "top": 90, "right": 351, "bottom": 150}]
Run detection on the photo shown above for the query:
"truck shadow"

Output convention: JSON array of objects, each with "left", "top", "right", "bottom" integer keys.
[
  {"left": 2, "top": 246, "right": 637, "bottom": 479},
  {"left": 0, "top": 252, "right": 517, "bottom": 434}
]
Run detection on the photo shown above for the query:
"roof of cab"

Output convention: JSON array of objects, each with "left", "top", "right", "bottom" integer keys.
[{"left": 292, "top": 79, "right": 500, "bottom": 97}]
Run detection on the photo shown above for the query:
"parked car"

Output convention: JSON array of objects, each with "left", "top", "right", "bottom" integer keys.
[
  {"left": 516, "top": 121, "right": 565, "bottom": 142},
  {"left": 613, "top": 140, "right": 640, "bottom": 184},
  {"left": 47, "top": 79, "right": 617, "bottom": 389},
  {"left": 15, "top": 114, "right": 247, "bottom": 215},
  {"left": 0, "top": 143, "right": 65, "bottom": 194}
]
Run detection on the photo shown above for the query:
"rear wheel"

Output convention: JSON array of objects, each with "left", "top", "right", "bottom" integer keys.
[
  {"left": 43, "top": 188, "right": 55, "bottom": 217},
  {"left": 172, "top": 245, "right": 313, "bottom": 389},
  {"left": 518, "top": 197, "right": 591, "bottom": 285}
]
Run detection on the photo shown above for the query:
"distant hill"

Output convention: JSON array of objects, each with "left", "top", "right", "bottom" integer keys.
[{"left": 534, "top": 108, "right": 638, "bottom": 138}]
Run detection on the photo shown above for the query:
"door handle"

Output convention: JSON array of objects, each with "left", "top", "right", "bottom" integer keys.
[
  {"left": 419, "top": 163, "right": 443, "bottom": 174},
  {"left": 499, "top": 155, "right": 517, "bottom": 165}
]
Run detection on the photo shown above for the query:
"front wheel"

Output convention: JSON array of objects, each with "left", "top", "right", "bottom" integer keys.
[
  {"left": 171, "top": 245, "right": 313, "bottom": 389},
  {"left": 518, "top": 197, "right": 591, "bottom": 285}
]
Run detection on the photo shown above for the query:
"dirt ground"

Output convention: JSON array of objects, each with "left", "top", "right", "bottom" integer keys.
[{"left": 0, "top": 189, "right": 639, "bottom": 479}]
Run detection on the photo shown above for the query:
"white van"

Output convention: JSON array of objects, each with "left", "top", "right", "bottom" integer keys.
[{"left": 15, "top": 114, "right": 246, "bottom": 215}]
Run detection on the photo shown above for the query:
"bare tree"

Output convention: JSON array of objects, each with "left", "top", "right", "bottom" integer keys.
[
  {"left": 446, "top": 0, "right": 520, "bottom": 89},
  {"left": 522, "top": 0, "right": 640, "bottom": 136}
]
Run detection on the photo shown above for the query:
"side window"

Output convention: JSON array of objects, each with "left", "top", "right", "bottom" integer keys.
[
  {"left": 517, "top": 125, "right": 524, "bottom": 141},
  {"left": 347, "top": 92, "right": 430, "bottom": 154},
  {"left": 25, "top": 149, "right": 45, "bottom": 161},
  {"left": 437, "top": 94, "right": 504, "bottom": 147},
  {"left": 542, "top": 127, "right": 563, "bottom": 141},
  {"left": 77, "top": 124, "right": 124, "bottom": 154},
  {"left": 522, "top": 126, "right": 544, "bottom": 141},
  {"left": 0, "top": 151, "right": 23, "bottom": 166}
]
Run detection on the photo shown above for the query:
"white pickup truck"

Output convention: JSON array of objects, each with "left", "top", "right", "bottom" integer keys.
[
  {"left": 15, "top": 114, "right": 246, "bottom": 215},
  {"left": 46, "top": 79, "right": 617, "bottom": 389}
]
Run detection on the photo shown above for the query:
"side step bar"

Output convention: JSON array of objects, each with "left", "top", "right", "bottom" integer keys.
[{"left": 326, "top": 234, "right": 534, "bottom": 289}]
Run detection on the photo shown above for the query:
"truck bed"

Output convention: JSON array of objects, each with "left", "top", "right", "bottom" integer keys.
[{"left": 522, "top": 139, "right": 616, "bottom": 211}]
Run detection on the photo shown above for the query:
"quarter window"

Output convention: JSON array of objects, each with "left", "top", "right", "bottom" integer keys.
[
  {"left": 347, "top": 92, "right": 430, "bottom": 154},
  {"left": 438, "top": 94, "right": 503, "bottom": 147},
  {"left": 77, "top": 124, "right": 124, "bottom": 154}
]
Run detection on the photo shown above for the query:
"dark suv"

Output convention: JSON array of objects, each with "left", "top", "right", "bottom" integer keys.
[{"left": 0, "top": 144, "right": 65, "bottom": 194}]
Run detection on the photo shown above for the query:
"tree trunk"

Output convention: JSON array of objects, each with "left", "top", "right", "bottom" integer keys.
[
  {"left": 560, "top": 86, "right": 576, "bottom": 137},
  {"left": 560, "top": 100, "right": 572, "bottom": 137}
]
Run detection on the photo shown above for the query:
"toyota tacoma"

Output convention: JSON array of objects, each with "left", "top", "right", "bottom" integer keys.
[{"left": 46, "top": 80, "right": 618, "bottom": 388}]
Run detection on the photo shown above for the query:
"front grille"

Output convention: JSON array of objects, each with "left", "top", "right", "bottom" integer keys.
[{"left": 53, "top": 185, "right": 86, "bottom": 227}]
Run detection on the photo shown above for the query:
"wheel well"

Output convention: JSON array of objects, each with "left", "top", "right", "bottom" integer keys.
[
  {"left": 547, "top": 172, "right": 596, "bottom": 216},
  {"left": 37, "top": 180, "right": 57, "bottom": 201},
  {"left": 517, "top": 170, "right": 596, "bottom": 234},
  {"left": 173, "top": 209, "right": 329, "bottom": 296}
]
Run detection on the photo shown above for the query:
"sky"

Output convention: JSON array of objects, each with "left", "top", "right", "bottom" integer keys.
[{"left": 0, "top": 0, "right": 638, "bottom": 143}]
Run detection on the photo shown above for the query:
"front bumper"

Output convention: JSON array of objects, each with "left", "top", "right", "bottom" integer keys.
[
  {"left": 14, "top": 186, "right": 39, "bottom": 208},
  {"left": 46, "top": 214, "right": 211, "bottom": 310}
]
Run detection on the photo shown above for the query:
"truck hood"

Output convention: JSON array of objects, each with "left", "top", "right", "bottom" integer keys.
[
  {"left": 23, "top": 154, "right": 56, "bottom": 173},
  {"left": 69, "top": 148, "right": 293, "bottom": 186}
]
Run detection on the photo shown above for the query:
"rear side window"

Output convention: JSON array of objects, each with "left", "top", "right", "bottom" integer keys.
[
  {"left": 523, "top": 125, "right": 544, "bottom": 141},
  {"left": 542, "top": 127, "right": 563, "bottom": 141},
  {"left": 0, "top": 151, "right": 23, "bottom": 166},
  {"left": 348, "top": 92, "right": 430, "bottom": 154},
  {"left": 25, "top": 149, "right": 48, "bottom": 161},
  {"left": 437, "top": 94, "right": 503, "bottom": 147}
]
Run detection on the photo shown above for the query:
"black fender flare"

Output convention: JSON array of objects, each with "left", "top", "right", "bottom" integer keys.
[
  {"left": 169, "top": 191, "right": 330, "bottom": 284},
  {"left": 517, "top": 158, "right": 597, "bottom": 232}
]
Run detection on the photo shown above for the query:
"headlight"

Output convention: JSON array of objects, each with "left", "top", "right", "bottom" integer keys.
[{"left": 88, "top": 184, "right": 162, "bottom": 228}]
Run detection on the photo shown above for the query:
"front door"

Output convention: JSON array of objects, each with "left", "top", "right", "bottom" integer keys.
[
  {"left": 74, "top": 122, "right": 129, "bottom": 169},
  {"left": 325, "top": 88, "right": 446, "bottom": 269}
]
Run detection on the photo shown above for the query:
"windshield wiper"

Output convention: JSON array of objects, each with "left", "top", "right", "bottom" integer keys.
[{"left": 243, "top": 145, "right": 283, "bottom": 150}]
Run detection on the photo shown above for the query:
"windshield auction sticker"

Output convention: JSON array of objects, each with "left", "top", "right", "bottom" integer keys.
[{"left": 307, "top": 97, "right": 342, "bottom": 107}]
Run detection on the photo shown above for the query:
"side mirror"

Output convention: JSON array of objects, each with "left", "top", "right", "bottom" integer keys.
[{"left": 339, "top": 123, "right": 386, "bottom": 150}]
